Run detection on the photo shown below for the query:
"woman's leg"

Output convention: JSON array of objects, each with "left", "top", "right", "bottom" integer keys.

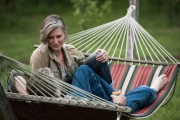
[
  {"left": 125, "top": 85, "right": 156, "bottom": 113},
  {"left": 14, "top": 76, "right": 27, "bottom": 95},
  {"left": 126, "top": 74, "right": 168, "bottom": 113},
  {"left": 83, "top": 52, "right": 112, "bottom": 85},
  {"left": 72, "top": 65, "right": 114, "bottom": 101}
]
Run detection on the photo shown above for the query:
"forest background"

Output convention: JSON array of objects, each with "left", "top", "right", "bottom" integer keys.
[{"left": 0, "top": 0, "right": 180, "bottom": 119}]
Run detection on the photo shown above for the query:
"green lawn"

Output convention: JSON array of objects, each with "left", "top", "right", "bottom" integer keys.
[{"left": 0, "top": 1, "right": 180, "bottom": 120}]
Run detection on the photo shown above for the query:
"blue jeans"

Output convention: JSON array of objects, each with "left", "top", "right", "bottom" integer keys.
[
  {"left": 72, "top": 52, "right": 113, "bottom": 101},
  {"left": 72, "top": 65, "right": 114, "bottom": 101},
  {"left": 125, "top": 86, "right": 156, "bottom": 113},
  {"left": 71, "top": 53, "right": 157, "bottom": 113},
  {"left": 83, "top": 52, "right": 112, "bottom": 84}
]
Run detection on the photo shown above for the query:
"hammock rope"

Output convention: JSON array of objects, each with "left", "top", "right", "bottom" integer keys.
[
  {"left": 66, "top": 5, "right": 179, "bottom": 65},
  {"left": 0, "top": 5, "right": 179, "bottom": 120},
  {"left": 0, "top": 54, "right": 130, "bottom": 113}
]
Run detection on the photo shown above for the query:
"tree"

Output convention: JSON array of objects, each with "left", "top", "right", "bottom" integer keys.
[{"left": 71, "top": 0, "right": 112, "bottom": 30}]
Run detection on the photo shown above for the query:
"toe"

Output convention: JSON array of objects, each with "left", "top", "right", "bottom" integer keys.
[{"left": 161, "top": 74, "right": 166, "bottom": 79}]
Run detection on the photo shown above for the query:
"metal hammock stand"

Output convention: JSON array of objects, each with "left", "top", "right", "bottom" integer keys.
[{"left": 0, "top": 5, "right": 179, "bottom": 120}]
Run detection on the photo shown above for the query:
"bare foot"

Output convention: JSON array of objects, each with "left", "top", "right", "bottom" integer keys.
[{"left": 150, "top": 74, "right": 167, "bottom": 93}]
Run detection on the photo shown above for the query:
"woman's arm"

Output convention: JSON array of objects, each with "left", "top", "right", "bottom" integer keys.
[{"left": 30, "top": 47, "right": 49, "bottom": 69}]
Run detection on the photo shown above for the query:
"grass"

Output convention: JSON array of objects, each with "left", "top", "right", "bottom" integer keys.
[{"left": 0, "top": 1, "right": 180, "bottom": 120}]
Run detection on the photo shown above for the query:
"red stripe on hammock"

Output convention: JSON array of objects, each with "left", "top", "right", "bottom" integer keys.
[
  {"left": 110, "top": 64, "right": 127, "bottom": 89},
  {"left": 130, "top": 66, "right": 153, "bottom": 90},
  {"left": 132, "top": 64, "right": 178, "bottom": 115}
]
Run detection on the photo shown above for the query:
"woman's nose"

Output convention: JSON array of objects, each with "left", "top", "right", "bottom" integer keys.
[{"left": 54, "top": 38, "right": 58, "bottom": 43}]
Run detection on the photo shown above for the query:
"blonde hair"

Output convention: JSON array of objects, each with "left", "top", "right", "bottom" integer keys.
[{"left": 40, "top": 14, "right": 68, "bottom": 49}]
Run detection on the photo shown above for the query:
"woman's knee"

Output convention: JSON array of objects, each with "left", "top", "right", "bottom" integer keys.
[
  {"left": 89, "top": 52, "right": 100, "bottom": 59},
  {"left": 83, "top": 52, "right": 100, "bottom": 65}
]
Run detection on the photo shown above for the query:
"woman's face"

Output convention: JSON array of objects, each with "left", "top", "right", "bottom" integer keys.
[{"left": 48, "top": 28, "right": 66, "bottom": 52}]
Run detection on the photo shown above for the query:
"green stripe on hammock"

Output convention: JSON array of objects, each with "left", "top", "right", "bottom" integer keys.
[{"left": 110, "top": 64, "right": 179, "bottom": 118}]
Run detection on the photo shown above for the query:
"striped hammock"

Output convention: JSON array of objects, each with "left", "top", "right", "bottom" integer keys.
[
  {"left": 111, "top": 63, "right": 179, "bottom": 118},
  {"left": 0, "top": 5, "right": 179, "bottom": 120}
]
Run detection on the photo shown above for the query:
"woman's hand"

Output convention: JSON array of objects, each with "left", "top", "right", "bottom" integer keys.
[
  {"left": 111, "top": 92, "right": 126, "bottom": 106},
  {"left": 95, "top": 49, "right": 109, "bottom": 62}
]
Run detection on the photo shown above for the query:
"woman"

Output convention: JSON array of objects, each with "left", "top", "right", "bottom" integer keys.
[
  {"left": 30, "top": 14, "right": 112, "bottom": 92},
  {"left": 30, "top": 14, "right": 167, "bottom": 113}
]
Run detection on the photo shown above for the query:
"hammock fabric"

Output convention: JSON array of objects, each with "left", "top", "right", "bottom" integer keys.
[
  {"left": 4, "top": 63, "right": 179, "bottom": 120},
  {"left": 111, "top": 63, "right": 179, "bottom": 118},
  {"left": 0, "top": 51, "right": 178, "bottom": 119}
]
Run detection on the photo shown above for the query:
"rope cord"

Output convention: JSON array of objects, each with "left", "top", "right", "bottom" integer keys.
[
  {"left": 65, "top": 6, "right": 179, "bottom": 65},
  {"left": 0, "top": 54, "right": 131, "bottom": 112}
]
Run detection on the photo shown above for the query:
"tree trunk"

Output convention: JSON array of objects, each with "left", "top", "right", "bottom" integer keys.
[
  {"left": 129, "top": 0, "right": 139, "bottom": 21},
  {"left": 166, "top": 0, "right": 172, "bottom": 20},
  {"left": 126, "top": 0, "right": 139, "bottom": 61}
]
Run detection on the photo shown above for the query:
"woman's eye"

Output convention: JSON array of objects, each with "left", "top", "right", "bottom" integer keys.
[
  {"left": 48, "top": 37, "right": 53, "bottom": 40},
  {"left": 57, "top": 35, "right": 61, "bottom": 38}
]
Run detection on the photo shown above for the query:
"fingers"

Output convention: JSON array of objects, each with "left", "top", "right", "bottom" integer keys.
[
  {"left": 119, "top": 92, "right": 126, "bottom": 105},
  {"left": 111, "top": 92, "right": 126, "bottom": 106},
  {"left": 95, "top": 49, "right": 108, "bottom": 62},
  {"left": 120, "top": 91, "right": 125, "bottom": 96},
  {"left": 111, "top": 94, "right": 115, "bottom": 98}
]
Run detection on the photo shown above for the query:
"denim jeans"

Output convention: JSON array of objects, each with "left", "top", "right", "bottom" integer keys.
[
  {"left": 72, "top": 65, "right": 114, "bottom": 101},
  {"left": 83, "top": 52, "right": 112, "bottom": 84},
  {"left": 71, "top": 52, "right": 113, "bottom": 101},
  {"left": 125, "top": 86, "right": 156, "bottom": 113},
  {"left": 71, "top": 53, "right": 157, "bottom": 113}
]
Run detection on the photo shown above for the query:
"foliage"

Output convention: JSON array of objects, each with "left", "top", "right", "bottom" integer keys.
[
  {"left": 71, "top": 0, "right": 112, "bottom": 30},
  {"left": 0, "top": 0, "right": 72, "bottom": 15},
  {"left": 140, "top": 0, "right": 180, "bottom": 27}
]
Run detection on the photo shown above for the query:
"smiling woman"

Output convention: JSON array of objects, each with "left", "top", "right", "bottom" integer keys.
[
  {"left": 30, "top": 14, "right": 84, "bottom": 84},
  {"left": 48, "top": 28, "right": 66, "bottom": 52},
  {"left": 30, "top": 14, "right": 110, "bottom": 85},
  {"left": 48, "top": 28, "right": 67, "bottom": 71}
]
